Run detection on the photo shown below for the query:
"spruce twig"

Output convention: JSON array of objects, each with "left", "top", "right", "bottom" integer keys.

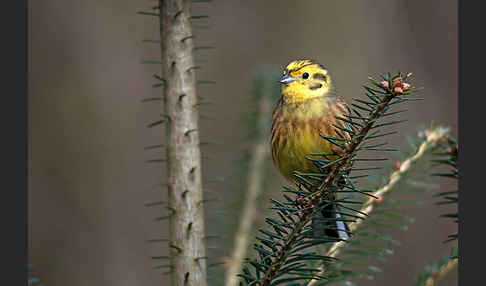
[
  {"left": 306, "top": 126, "right": 450, "bottom": 286},
  {"left": 158, "top": 1, "right": 207, "bottom": 285},
  {"left": 424, "top": 258, "right": 458, "bottom": 286},
  {"left": 250, "top": 74, "right": 416, "bottom": 286},
  {"left": 224, "top": 80, "right": 274, "bottom": 286},
  {"left": 412, "top": 134, "right": 458, "bottom": 286},
  {"left": 414, "top": 247, "right": 458, "bottom": 286},
  {"left": 431, "top": 136, "right": 458, "bottom": 243}
]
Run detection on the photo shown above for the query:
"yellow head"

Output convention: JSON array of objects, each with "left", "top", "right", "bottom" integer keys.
[{"left": 280, "top": 59, "right": 333, "bottom": 104}]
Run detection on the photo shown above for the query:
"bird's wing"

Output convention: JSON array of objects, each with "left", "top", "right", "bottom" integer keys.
[{"left": 319, "top": 96, "right": 355, "bottom": 142}]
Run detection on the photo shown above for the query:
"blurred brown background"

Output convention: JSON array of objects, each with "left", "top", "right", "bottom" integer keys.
[{"left": 29, "top": 0, "right": 457, "bottom": 285}]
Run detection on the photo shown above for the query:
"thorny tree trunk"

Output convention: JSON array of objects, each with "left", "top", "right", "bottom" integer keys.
[{"left": 159, "top": 1, "right": 207, "bottom": 285}]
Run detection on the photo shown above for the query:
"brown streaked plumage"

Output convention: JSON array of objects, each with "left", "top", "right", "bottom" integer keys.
[
  {"left": 271, "top": 59, "right": 353, "bottom": 239},
  {"left": 271, "top": 96, "right": 351, "bottom": 180}
]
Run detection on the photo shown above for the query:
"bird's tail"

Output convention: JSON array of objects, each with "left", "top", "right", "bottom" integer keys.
[{"left": 311, "top": 202, "right": 350, "bottom": 240}]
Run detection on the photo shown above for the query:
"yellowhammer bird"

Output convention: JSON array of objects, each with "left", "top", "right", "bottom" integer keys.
[{"left": 271, "top": 59, "right": 352, "bottom": 240}]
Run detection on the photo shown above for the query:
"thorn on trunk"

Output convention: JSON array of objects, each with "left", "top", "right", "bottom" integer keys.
[
  {"left": 185, "top": 129, "right": 198, "bottom": 136},
  {"left": 184, "top": 272, "right": 190, "bottom": 286},
  {"left": 153, "top": 73, "right": 166, "bottom": 83},
  {"left": 187, "top": 66, "right": 201, "bottom": 72},
  {"left": 170, "top": 244, "right": 183, "bottom": 254},
  {"left": 173, "top": 11, "right": 183, "bottom": 21},
  {"left": 181, "top": 35, "right": 195, "bottom": 42},
  {"left": 182, "top": 190, "right": 189, "bottom": 199},
  {"left": 188, "top": 167, "right": 196, "bottom": 182},
  {"left": 186, "top": 222, "right": 193, "bottom": 239}
]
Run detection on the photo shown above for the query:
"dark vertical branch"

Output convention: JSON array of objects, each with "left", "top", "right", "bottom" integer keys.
[{"left": 159, "top": 0, "right": 207, "bottom": 285}]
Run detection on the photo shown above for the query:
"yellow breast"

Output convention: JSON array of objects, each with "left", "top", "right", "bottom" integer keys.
[{"left": 271, "top": 97, "right": 338, "bottom": 182}]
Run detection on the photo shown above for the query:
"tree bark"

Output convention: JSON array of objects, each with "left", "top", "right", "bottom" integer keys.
[{"left": 159, "top": 1, "right": 207, "bottom": 285}]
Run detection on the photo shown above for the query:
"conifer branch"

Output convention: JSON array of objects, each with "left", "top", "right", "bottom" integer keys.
[
  {"left": 224, "top": 82, "right": 274, "bottom": 286},
  {"left": 240, "top": 73, "right": 419, "bottom": 286},
  {"left": 413, "top": 134, "right": 458, "bottom": 286},
  {"left": 307, "top": 126, "right": 450, "bottom": 286},
  {"left": 423, "top": 258, "right": 458, "bottom": 286},
  {"left": 159, "top": 0, "right": 207, "bottom": 285},
  {"left": 262, "top": 81, "right": 404, "bottom": 285},
  {"left": 414, "top": 247, "right": 458, "bottom": 286},
  {"left": 431, "top": 136, "right": 458, "bottom": 243}
]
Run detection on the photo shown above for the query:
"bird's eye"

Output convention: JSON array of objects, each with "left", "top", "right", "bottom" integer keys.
[{"left": 302, "top": 72, "right": 309, "bottom": 79}]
